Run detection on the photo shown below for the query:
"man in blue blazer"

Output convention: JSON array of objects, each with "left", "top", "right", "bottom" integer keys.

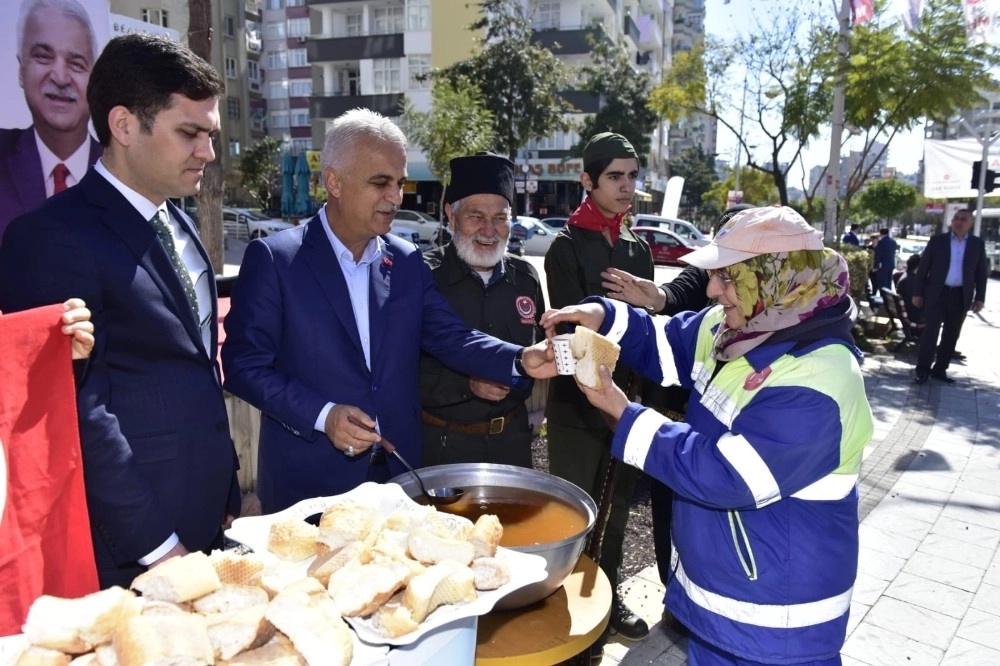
[
  {"left": 222, "top": 109, "right": 555, "bottom": 513},
  {"left": 912, "top": 208, "right": 988, "bottom": 384},
  {"left": 0, "top": 35, "right": 239, "bottom": 587},
  {"left": 0, "top": 0, "right": 103, "bottom": 245}
]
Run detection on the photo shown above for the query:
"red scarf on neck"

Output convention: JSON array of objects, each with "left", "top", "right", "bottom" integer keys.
[{"left": 567, "top": 196, "right": 629, "bottom": 245}]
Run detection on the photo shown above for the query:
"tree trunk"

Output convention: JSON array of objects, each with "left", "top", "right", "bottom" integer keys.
[{"left": 188, "top": 0, "right": 225, "bottom": 273}]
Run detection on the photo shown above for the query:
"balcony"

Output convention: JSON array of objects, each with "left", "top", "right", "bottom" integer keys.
[
  {"left": 530, "top": 26, "right": 607, "bottom": 56},
  {"left": 244, "top": 0, "right": 260, "bottom": 18},
  {"left": 246, "top": 33, "right": 262, "bottom": 53},
  {"left": 624, "top": 14, "right": 641, "bottom": 47},
  {"left": 248, "top": 74, "right": 261, "bottom": 93},
  {"left": 306, "top": 0, "right": 370, "bottom": 5},
  {"left": 560, "top": 90, "right": 603, "bottom": 115},
  {"left": 310, "top": 92, "right": 405, "bottom": 120},
  {"left": 307, "top": 33, "right": 404, "bottom": 62}
]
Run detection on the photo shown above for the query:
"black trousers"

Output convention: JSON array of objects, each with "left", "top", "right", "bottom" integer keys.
[
  {"left": 421, "top": 405, "right": 533, "bottom": 468},
  {"left": 916, "top": 286, "right": 968, "bottom": 375}
]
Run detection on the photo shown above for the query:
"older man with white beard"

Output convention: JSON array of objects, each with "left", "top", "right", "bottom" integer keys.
[{"left": 419, "top": 152, "right": 545, "bottom": 467}]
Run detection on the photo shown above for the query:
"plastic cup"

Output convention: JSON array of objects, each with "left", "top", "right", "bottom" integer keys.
[{"left": 553, "top": 334, "right": 576, "bottom": 375}]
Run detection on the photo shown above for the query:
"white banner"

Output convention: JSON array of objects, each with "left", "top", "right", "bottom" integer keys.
[
  {"left": 963, "top": 0, "right": 1000, "bottom": 46},
  {"left": 923, "top": 137, "right": 1000, "bottom": 198}
]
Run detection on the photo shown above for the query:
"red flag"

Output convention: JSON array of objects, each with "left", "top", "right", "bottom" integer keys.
[
  {"left": 852, "top": 0, "right": 874, "bottom": 24},
  {"left": 0, "top": 305, "right": 98, "bottom": 636}
]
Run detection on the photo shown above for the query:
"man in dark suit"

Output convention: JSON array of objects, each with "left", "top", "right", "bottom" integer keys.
[
  {"left": 0, "top": 34, "right": 239, "bottom": 588},
  {"left": 912, "top": 208, "right": 988, "bottom": 384},
  {"left": 0, "top": 0, "right": 103, "bottom": 244},
  {"left": 873, "top": 227, "right": 898, "bottom": 290},
  {"left": 222, "top": 109, "right": 555, "bottom": 514}
]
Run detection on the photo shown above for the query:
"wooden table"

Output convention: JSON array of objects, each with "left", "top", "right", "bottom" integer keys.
[{"left": 475, "top": 555, "right": 611, "bottom": 665}]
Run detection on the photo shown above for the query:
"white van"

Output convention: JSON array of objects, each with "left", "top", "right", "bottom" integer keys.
[{"left": 631, "top": 214, "right": 709, "bottom": 246}]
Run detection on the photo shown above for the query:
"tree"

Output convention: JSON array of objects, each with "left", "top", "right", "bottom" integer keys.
[
  {"left": 435, "top": 0, "right": 571, "bottom": 159},
  {"left": 669, "top": 146, "right": 717, "bottom": 223},
  {"left": 857, "top": 179, "right": 918, "bottom": 226},
  {"left": 573, "top": 36, "right": 657, "bottom": 165},
  {"left": 238, "top": 137, "right": 282, "bottom": 211},
  {"left": 401, "top": 76, "right": 495, "bottom": 216},
  {"left": 704, "top": 166, "right": 777, "bottom": 211},
  {"left": 188, "top": 0, "right": 224, "bottom": 272}
]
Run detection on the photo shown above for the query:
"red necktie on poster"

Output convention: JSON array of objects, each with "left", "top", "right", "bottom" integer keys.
[
  {"left": 52, "top": 163, "right": 70, "bottom": 194},
  {"left": 0, "top": 304, "right": 98, "bottom": 636}
]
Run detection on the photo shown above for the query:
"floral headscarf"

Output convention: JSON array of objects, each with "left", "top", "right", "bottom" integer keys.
[{"left": 713, "top": 247, "right": 850, "bottom": 361}]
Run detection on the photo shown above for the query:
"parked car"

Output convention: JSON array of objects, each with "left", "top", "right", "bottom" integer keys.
[
  {"left": 895, "top": 236, "right": 929, "bottom": 270},
  {"left": 223, "top": 207, "right": 297, "bottom": 240},
  {"left": 539, "top": 216, "right": 569, "bottom": 229},
  {"left": 631, "top": 226, "right": 697, "bottom": 266},
  {"left": 392, "top": 209, "right": 437, "bottom": 251},
  {"left": 388, "top": 223, "right": 421, "bottom": 248},
  {"left": 510, "top": 216, "right": 561, "bottom": 256},
  {"left": 630, "top": 214, "right": 709, "bottom": 246}
]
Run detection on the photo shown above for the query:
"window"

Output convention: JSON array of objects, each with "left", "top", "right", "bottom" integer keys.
[
  {"left": 534, "top": 2, "right": 559, "bottom": 29},
  {"left": 227, "top": 96, "right": 240, "bottom": 119},
  {"left": 269, "top": 80, "right": 287, "bottom": 98},
  {"left": 372, "top": 6, "right": 404, "bottom": 34},
  {"left": 407, "top": 55, "right": 430, "bottom": 89},
  {"left": 250, "top": 108, "right": 266, "bottom": 132},
  {"left": 270, "top": 111, "right": 290, "bottom": 128},
  {"left": 286, "top": 0, "right": 304, "bottom": 6},
  {"left": 267, "top": 50, "right": 287, "bottom": 69},
  {"left": 345, "top": 13, "right": 362, "bottom": 37},
  {"left": 288, "top": 48, "right": 308, "bottom": 67},
  {"left": 287, "top": 18, "right": 309, "bottom": 38},
  {"left": 289, "top": 79, "right": 312, "bottom": 97},
  {"left": 292, "top": 138, "right": 312, "bottom": 154},
  {"left": 372, "top": 58, "right": 400, "bottom": 94},
  {"left": 141, "top": 8, "right": 169, "bottom": 27},
  {"left": 265, "top": 0, "right": 282, "bottom": 9},
  {"left": 223, "top": 15, "right": 235, "bottom": 37},
  {"left": 247, "top": 61, "right": 261, "bottom": 91},
  {"left": 229, "top": 139, "right": 240, "bottom": 157},
  {"left": 406, "top": 0, "right": 430, "bottom": 30},
  {"left": 265, "top": 21, "right": 285, "bottom": 40},
  {"left": 224, "top": 57, "right": 237, "bottom": 79},
  {"left": 291, "top": 110, "right": 310, "bottom": 127}
]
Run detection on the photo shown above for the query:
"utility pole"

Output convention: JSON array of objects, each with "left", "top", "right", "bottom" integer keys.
[
  {"left": 823, "top": 0, "right": 851, "bottom": 243},
  {"left": 734, "top": 78, "right": 748, "bottom": 197}
]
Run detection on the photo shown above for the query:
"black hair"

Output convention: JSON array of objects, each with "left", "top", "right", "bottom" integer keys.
[
  {"left": 583, "top": 158, "right": 613, "bottom": 191},
  {"left": 906, "top": 253, "right": 921, "bottom": 272},
  {"left": 715, "top": 204, "right": 754, "bottom": 235},
  {"left": 87, "top": 33, "right": 224, "bottom": 147}
]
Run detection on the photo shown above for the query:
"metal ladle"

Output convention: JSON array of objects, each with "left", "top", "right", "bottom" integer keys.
[{"left": 378, "top": 437, "right": 464, "bottom": 505}]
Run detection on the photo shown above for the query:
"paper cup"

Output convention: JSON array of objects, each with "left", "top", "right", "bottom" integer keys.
[{"left": 553, "top": 334, "right": 576, "bottom": 375}]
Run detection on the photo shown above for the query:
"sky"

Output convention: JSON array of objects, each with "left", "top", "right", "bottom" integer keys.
[{"left": 702, "top": 0, "right": 926, "bottom": 178}]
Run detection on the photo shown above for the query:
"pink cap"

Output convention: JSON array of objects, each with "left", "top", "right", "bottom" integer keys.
[{"left": 681, "top": 205, "right": 824, "bottom": 269}]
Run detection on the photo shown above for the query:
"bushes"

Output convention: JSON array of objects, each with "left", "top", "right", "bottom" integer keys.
[{"left": 835, "top": 244, "right": 873, "bottom": 304}]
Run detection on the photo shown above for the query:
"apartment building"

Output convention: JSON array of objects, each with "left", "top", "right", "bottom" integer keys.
[
  {"left": 261, "top": 0, "right": 315, "bottom": 156},
  {"left": 668, "top": 0, "right": 716, "bottom": 179}
]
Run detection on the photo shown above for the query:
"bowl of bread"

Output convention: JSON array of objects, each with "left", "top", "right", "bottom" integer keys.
[{"left": 389, "top": 463, "right": 597, "bottom": 610}]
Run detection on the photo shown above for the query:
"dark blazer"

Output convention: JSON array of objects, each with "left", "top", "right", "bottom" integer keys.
[
  {"left": 913, "top": 231, "right": 988, "bottom": 311},
  {"left": 0, "top": 126, "right": 103, "bottom": 245},
  {"left": 221, "top": 216, "right": 520, "bottom": 513},
  {"left": 0, "top": 170, "right": 239, "bottom": 587}
]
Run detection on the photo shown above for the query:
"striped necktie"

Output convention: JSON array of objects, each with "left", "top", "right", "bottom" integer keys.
[{"left": 148, "top": 209, "right": 199, "bottom": 321}]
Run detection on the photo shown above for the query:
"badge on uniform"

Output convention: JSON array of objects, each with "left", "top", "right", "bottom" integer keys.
[
  {"left": 743, "top": 366, "right": 771, "bottom": 391},
  {"left": 516, "top": 295, "right": 535, "bottom": 325}
]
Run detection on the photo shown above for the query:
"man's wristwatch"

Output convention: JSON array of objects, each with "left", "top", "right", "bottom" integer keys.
[{"left": 513, "top": 348, "right": 526, "bottom": 376}]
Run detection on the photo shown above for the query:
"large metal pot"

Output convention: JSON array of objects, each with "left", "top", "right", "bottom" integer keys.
[{"left": 389, "top": 463, "right": 596, "bottom": 609}]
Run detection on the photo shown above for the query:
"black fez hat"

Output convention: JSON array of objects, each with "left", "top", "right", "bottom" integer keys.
[{"left": 445, "top": 152, "right": 516, "bottom": 207}]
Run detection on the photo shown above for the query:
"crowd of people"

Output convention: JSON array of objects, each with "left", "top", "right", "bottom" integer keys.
[{"left": 0, "top": 7, "right": 991, "bottom": 665}]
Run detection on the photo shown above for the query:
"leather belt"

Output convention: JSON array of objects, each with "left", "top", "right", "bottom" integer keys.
[{"left": 421, "top": 408, "right": 518, "bottom": 435}]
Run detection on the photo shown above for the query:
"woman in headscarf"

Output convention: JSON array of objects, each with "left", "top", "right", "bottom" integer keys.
[{"left": 541, "top": 206, "right": 874, "bottom": 665}]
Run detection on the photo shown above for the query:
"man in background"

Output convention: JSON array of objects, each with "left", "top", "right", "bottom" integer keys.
[
  {"left": 420, "top": 153, "right": 545, "bottom": 468},
  {"left": 842, "top": 224, "right": 860, "bottom": 246},
  {"left": 873, "top": 227, "right": 898, "bottom": 290},
  {"left": 0, "top": 0, "right": 103, "bottom": 244}
]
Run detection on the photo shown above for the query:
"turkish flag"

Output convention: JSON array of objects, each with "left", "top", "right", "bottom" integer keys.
[{"left": 0, "top": 305, "right": 98, "bottom": 636}]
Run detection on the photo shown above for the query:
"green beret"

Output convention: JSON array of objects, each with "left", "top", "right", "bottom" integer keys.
[{"left": 582, "top": 132, "right": 638, "bottom": 167}]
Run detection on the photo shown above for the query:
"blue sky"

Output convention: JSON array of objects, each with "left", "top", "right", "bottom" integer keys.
[{"left": 702, "top": 0, "right": 925, "bottom": 176}]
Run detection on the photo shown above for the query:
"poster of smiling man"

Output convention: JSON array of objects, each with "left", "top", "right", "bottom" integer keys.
[{"left": 0, "top": 0, "right": 109, "bottom": 243}]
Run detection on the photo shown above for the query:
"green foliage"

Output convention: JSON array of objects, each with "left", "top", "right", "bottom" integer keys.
[
  {"left": 670, "top": 146, "right": 718, "bottom": 219},
  {"left": 238, "top": 137, "right": 283, "bottom": 211},
  {"left": 838, "top": 243, "right": 874, "bottom": 304},
  {"left": 857, "top": 179, "right": 919, "bottom": 222},
  {"left": 704, "top": 167, "right": 777, "bottom": 210},
  {"left": 436, "top": 0, "right": 572, "bottom": 159},
  {"left": 647, "top": 42, "right": 708, "bottom": 124},
  {"left": 573, "top": 36, "right": 657, "bottom": 165},
  {"left": 401, "top": 77, "right": 495, "bottom": 191}
]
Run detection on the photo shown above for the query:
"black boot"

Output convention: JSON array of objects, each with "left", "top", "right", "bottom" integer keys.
[{"left": 608, "top": 595, "right": 649, "bottom": 641}]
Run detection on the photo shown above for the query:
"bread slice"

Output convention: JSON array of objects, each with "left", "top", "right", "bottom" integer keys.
[
  {"left": 112, "top": 614, "right": 214, "bottom": 666},
  {"left": 468, "top": 514, "right": 503, "bottom": 559},
  {"left": 315, "top": 501, "right": 382, "bottom": 557},
  {"left": 307, "top": 541, "right": 372, "bottom": 587},
  {"left": 570, "top": 327, "right": 620, "bottom": 390},
  {"left": 423, "top": 512, "right": 474, "bottom": 541},
  {"left": 372, "top": 598, "right": 417, "bottom": 639},
  {"left": 210, "top": 550, "right": 267, "bottom": 587},
  {"left": 407, "top": 528, "right": 475, "bottom": 566},
  {"left": 219, "top": 635, "right": 303, "bottom": 665},
  {"left": 14, "top": 646, "right": 73, "bottom": 666},
  {"left": 264, "top": 588, "right": 352, "bottom": 666},
  {"left": 266, "top": 519, "right": 318, "bottom": 561},
  {"left": 68, "top": 654, "right": 99, "bottom": 666},
  {"left": 192, "top": 585, "right": 269, "bottom": 615},
  {"left": 401, "top": 561, "right": 477, "bottom": 623},
  {"left": 130, "top": 552, "right": 222, "bottom": 603},
  {"left": 204, "top": 605, "right": 275, "bottom": 660},
  {"left": 327, "top": 559, "right": 412, "bottom": 618},
  {"left": 258, "top": 562, "right": 305, "bottom": 600},
  {"left": 22, "top": 586, "right": 141, "bottom": 653},
  {"left": 470, "top": 556, "right": 511, "bottom": 590},
  {"left": 382, "top": 505, "right": 434, "bottom": 533}
]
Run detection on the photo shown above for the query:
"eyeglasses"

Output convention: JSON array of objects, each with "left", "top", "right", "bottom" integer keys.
[{"left": 707, "top": 269, "right": 734, "bottom": 286}]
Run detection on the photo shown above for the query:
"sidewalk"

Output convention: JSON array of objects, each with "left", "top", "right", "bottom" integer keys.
[{"left": 601, "top": 279, "right": 1000, "bottom": 665}]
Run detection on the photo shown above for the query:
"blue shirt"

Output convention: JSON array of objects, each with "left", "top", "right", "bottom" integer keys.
[{"left": 945, "top": 233, "right": 967, "bottom": 287}]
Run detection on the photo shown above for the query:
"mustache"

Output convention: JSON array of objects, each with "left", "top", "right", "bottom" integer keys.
[{"left": 41, "top": 83, "right": 79, "bottom": 101}]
